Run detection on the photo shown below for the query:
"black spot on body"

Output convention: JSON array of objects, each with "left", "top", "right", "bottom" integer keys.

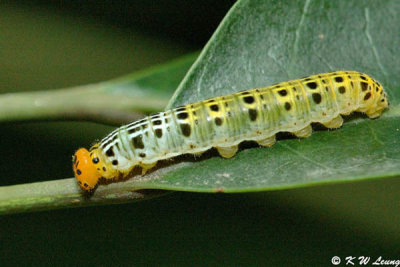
[
  {"left": 284, "top": 102, "right": 291, "bottom": 111},
  {"left": 306, "top": 82, "right": 318, "bottom": 89},
  {"left": 139, "top": 153, "right": 146, "bottom": 158},
  {"left": 361, "top": 82, "right": 369, "bottom": 91},
  {"left": 180, "top": 124, "right": 191, "bottom": 137},
  {"left": 360, "top": 76, "right": 367, "bottom": 81},
  {"left": 248, "top": 109, "right": 257, "bottom": 121},
  {"left": 338, "top": 86, "right": 346, "bottom": 94},
  {"left": 215, "top": 117, "right": 223, "bottom": 126},
  {"left": 112, "top": 160, "right": 118, "bottom": 166},
  {"left": 128, "top": 128, "right": 137, "bottom": 134},
  {"left": 77, "top": 169, "right": 82, "bottom": 175},
  {"left": 152, "top": 120, "right": 162, "bottom": 126},
  {"left": 278, "top": 89, "right": 288, "bottom": 96},
  {"left": 106, "top": 148, "right": 114, "bottom": 157},
  {"left": 350, "top": 81, "right": 354, "bottom": 88},
  {"left": 335, "top": 76, "right": 343, "bottom": 83},
  {"left": 177, "top": 112, "right": 188, "bottom": 120},
  {"left": 132, "top": 135, "right": 145, "bottom": 149},
  {"left": 243, "top": 96, "right": 255, "bottom": 104},
  {"left": 103, "top": 167, "right": 106, "bottom": 171},
  {"left": 92, "top": 157, "right": 99, "bottom": 164},
  {"left": 312, "top": 93, "right": 322, "bottom": 104},
  {"left": 364, "top": 92, "right": 372, "bottom": 100},
  {"left": 155, "top": 129, "right": 163, "bottom": 138},
  {"left": 210, "top": 104, "right": 219, "bottom": 112},
  {"left": 84, "top": 183, "right": 88, "bottom": 188}
]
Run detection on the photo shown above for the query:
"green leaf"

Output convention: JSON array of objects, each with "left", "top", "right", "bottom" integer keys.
[{"left": 141, "top": 0, "right": 400, "bottom": 191}]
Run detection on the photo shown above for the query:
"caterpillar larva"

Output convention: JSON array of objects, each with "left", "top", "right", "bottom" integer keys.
[{"left": 73, "top": 71, "right": 389, "bottom": 192}]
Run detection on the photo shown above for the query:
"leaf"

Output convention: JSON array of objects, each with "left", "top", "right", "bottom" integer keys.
[{"left": 139, "top": 0, "right": 400, "bottom": 191}]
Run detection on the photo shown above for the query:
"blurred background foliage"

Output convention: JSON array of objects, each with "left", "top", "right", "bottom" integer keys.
[{"left": 1, "top": 1, "right": 399, "bottom": 265}]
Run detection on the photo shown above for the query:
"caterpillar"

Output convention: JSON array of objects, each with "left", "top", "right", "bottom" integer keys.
[{"left": 73, "top": 71, "right": 389, "bottom": 192}]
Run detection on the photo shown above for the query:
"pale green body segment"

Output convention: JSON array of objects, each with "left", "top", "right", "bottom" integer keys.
[{"left": 92, "top": 71, "right": 388, "bottom": 179}]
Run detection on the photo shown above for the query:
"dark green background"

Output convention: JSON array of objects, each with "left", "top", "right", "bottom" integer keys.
[{"left": 1, "top": 1, "right": 399, "bottom": 265}]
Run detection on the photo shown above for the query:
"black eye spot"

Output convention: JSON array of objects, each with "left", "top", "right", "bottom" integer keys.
[
  {"left": 381, "top": 99, "right": 385, "bottom": 102},
  {"left": 306, "top": 82, "right": 318, "bottom": 89},
  {"left": 338, "top": 86, "right": 346, "bottom": 94},
  {"left": 210, "top": 104, "right": 219, "bottom": 112},
  {"left": 92, "top": 157, "right": 99, "bottom": 164},
  {"left": 180, "top": 124, "right": 191, "bottom": 137},
  {"left": 248, "top": 109, "right": 257, "bottom": 121},
  {"left": 278, "top": 89, "right": 288, "bottom": 96},
  {"left": 106, "top": 148, "right": 114, "bottom": 157},
  {"left": 361, "top": 82, "right": 369, "bottom": 91},
  {"left": 155, "top": 129, "right": 163, "bottom": 138},
  {"left": 84, "top": 183, "right": 88, "bottom": 187},
  {"left": 312, "top": 93, "right": 322, "bottom": 104},
  {"left": 112, "top": 160, "right": 118, "bottom": 166},
  {"left": 132, "top": 135, "right": 145, "bottom": 149},
  {"left": 215, "top": 117, "right": 223, "bottom": 126},
  {"left": 177, "top": 112, "right": 188, "bottom": 120},
  {"left": 243, "top": 96, "right": 255, "bottom": 104},
  {"left": 335, "top": 77, "right": 343, "bottom": 83},
  {"left": 284, "top": 102, "right": 291, "bottom": 111},
  {"left": 77, "top": 169, "right": 82, "bottom": 175},
  {"left": 364, "top": 92, "right": 371, "bottom": 100},
  {"left": 152, "top": 120, "right": 162, "bottom": 126}
]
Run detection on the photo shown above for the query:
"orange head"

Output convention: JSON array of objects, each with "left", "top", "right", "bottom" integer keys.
[{"left": 73, "top": 148, "right": 102, "bottom": 191}]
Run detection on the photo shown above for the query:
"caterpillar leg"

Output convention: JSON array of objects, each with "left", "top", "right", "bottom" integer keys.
[
  {"left": 322, "top": 115, "right": 343, "bottom": 129},
  {"left": 293, "top": 125, "right": 312, "bottom": 138},
  {"left": 216, "top": 145, "right": 238, "bottom": 158},
  {"left": 366, "top": 110, "right": 383, "bottom": 119},
  {"left": 141, "top": 162, "right": 157, "bottom": 175},
  {"left": 256, "top": 135, "right": 276, "bottom": 147}
]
